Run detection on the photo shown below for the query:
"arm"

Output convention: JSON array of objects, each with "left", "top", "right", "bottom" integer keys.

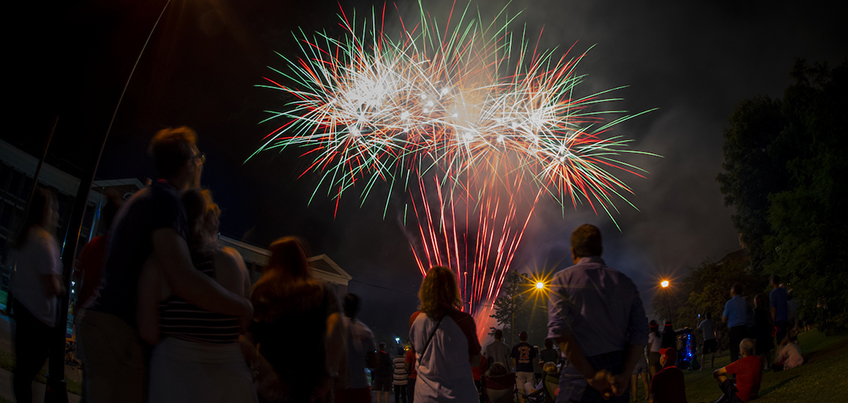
[
  {"left": 325, "top": 312, "right": 345, "bottom": 376},
  {"left": 137, "top": 257, "right": 163, "bottom": 345},
  {"left": 153, "top": 228, "right": 251, "bottom": 318},
  {"left": 239, "top": 333, "right": 283, "bottom": 400},
  {"left": 554, "top": 333, "right": 611, "bottom": 395},
  {"left": 213, "top": 247, "right": 248, "bottom": 297}
]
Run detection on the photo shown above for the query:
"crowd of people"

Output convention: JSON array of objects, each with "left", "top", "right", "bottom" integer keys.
[{"left": 4, "top": 127, "right": 808, "bottom": 403}]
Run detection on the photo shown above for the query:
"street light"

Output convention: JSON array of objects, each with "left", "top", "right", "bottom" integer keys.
[
  {"left": 535, "top": 281, "right": 545, "bottom": 290},
  {"left": 660, "top": 280, "right": 672, "bottom": 321}
]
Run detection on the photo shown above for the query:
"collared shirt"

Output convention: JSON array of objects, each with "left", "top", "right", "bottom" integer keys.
[
  {"left": 723, "top": 295, "right": 749, "bottom": 327},
  {"left": 546, "top": 257, "right": 648, "bottom": 403},
  {"left": 770, "top": 287, "right": 788, "bottom": 322},
  {"left": 547, "top": 256, "right": 649, "bottom": 357}
]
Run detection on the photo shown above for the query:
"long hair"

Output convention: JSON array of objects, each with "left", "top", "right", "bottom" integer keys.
[
  {"left": 252, "top": 237, "right": 323, "bottom": 321},
  {"left": 14, "top": 187, "right": 56, "bottom": 249},
  {"left": 182, "top": 189, "right": 220, "bottom": 255},
  {"left": 418, "top": 266, "right": 461, "bottom": 319}
]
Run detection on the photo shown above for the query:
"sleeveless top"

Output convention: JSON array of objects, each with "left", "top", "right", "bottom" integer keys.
[{"left": 159, "top": 251, "right": 240, "bottom": 344}]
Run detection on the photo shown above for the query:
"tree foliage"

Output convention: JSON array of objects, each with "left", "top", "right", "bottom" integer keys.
[
  {"left": 489, "top": 271, "right": 549, "bottom": 346},
  {"left": 717, "top": 58, "right": 848, "bottom": 325}
]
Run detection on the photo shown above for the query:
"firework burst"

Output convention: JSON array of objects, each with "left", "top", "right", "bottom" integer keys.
[{"left": 251, "top": 1, "right": 657, "bottom": 321}]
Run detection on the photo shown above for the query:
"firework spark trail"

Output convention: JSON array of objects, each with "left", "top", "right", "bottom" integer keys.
[{"left": 251, "top": 1, "right": 658, "bottom": 325}]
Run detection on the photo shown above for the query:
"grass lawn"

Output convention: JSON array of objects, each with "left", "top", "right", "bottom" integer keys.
[{"left": 679, "top": 329, "right": 848, "bottom": 402}]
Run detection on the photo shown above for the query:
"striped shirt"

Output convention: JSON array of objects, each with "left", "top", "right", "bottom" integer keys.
[
  {"left": 393, "top": 356, "right": 408, "bottom": 385},
  {"left": 159, "top": 252, "right": 240, "bottom": 344}
]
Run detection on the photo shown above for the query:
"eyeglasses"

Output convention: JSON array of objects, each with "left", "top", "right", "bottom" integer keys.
[{"left": 192, "top": 153, "right": 206, "bottom": 164}]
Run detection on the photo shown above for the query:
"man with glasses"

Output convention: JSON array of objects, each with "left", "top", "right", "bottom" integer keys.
[{"left": 78, "top": 126, "right": 253, "bottom": 403}]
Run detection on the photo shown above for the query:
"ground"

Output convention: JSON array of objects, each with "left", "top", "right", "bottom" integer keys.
[{"left": 0, "top": 308, "right": 844, "bottom": 403}]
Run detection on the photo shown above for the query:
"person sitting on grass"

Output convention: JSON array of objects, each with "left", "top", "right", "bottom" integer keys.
[
  {"left": 649, "top": 348, "right": 687, "bottom": 403},
  {"left": 710, "top": 339, "right": 762, "bottom": 403},
  {"left": 773, "top": 331, "right": 803, "bottom": 371}
]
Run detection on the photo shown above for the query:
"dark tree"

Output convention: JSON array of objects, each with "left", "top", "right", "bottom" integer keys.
[
  {"left": 764, "top": 59, "right": 848, "bottom": 327},
  {"left": 716, "top": 96, "right": 787, "bottom": 271}
]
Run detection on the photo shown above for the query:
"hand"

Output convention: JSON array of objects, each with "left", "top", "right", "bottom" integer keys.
[
  {"left": 586, "top": 369, "right": 614, "bottom": 399},
  {"left": 610, "top": 372, "right": 632, "bottom": 397}
]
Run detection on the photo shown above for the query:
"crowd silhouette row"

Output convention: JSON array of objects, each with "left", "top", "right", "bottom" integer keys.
[{"left": 8, "top": 127, "right": 804, "bottom": 403}]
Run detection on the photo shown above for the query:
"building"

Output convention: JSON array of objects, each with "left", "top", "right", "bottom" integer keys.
[{"left": 219, "top": 235, "right": 352, "bottom": 296}]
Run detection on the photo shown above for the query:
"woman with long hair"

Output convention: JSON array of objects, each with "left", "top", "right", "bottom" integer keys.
[
  {"left": 409, "top": 266, "right": 482, "bottom": 401},
  {"left": 11, "top": 187, "right": 63, "bottom": 403},
  {"left": 245, "top": 237, "right": 345, "bottom": 403},
  {"left": 138, "top": 189, "right": 256, "bottom": 403}
]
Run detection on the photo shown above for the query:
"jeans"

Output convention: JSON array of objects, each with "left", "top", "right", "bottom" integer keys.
[
  {"left": 13, "top": 299, "right": 54, "bottom": 403},
  {"left": 557, "top": 350, "right": 630, "bottom": 403}
]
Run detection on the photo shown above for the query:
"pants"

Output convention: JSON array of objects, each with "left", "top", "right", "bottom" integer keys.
[
  {"left": 13, "top": 299, "right": 55, "bottom": 403},
  {"left": 728, "top": 326, "right": 747, "bottom": 362},
  {"left": 395, "top": 384, "right": 408, "bottom": 403},
  {"left": 77, "top": 309, "right": 145, "bottom": 403},
  {"left": 558, "top": 350, "right": 630, "bottom": 403},
  {"left": 516, "top": 371, "right": 535, "bottom": 396},
  {"left": 407, "top": 378, "right": 415, "bottom": 403}
]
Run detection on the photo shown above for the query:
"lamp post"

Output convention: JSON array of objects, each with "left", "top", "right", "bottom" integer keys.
[{"left": 661, "top": 280, "right": 672, "bottom": 321}]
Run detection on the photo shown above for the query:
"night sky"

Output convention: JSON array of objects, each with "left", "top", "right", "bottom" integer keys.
[{"left": 6, "top": 0, "right": 847, "bottom": 341}]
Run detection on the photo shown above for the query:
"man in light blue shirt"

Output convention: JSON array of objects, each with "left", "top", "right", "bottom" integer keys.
[
  {"left": 722, "top": 284, "right": 750, "bottom": 362},
  {"left": 547, "top": 224, "right": 649, "bottom": 402}
]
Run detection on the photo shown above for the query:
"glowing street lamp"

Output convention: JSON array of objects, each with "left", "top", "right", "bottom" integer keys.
[
  {"left": 661, "top": 280, "right": 669, "bottom": 288},
  {"left": 536, "top": 281, "right": 545, "bottom": 290}
]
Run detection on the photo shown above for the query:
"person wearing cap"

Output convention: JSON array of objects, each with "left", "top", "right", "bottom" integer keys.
[
  {"left": 512, "top": 331, "right": 537, "bottom": 403},
  {"left": 649, "top": 348, "right": 686, "bottom": 403},
  {"left": 546, "top": 224, "right": 649, "bottom": 402},
  {"left": 711, "top": 339, "right": 762, "bottom": 402}
]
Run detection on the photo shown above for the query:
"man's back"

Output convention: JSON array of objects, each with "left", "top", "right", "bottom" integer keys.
[
  {"left": 723, "top": 295, "right": 748, "bottom": 327},
  {"left": 699, "top": 319, "right": 715, "bottom": 340},
  {"left": 650, "top": 366, "right": 687, "bottom": 403},
  {"left": 485, "top": 340, "right": 511, "bottom": 369},
  {"left": 547, "top": 257, "right": 648, "bottom": 357},
  {"left": 725, "top": 355, "right": 762, "bottom": 401},
  {"left": 770, "top": 287, "right": 788, "bottom": 321},
  {"left": 90, "top": 181, "right": 186, "bottom": 324},
  {"left": 344, "top": 317, "right": 375, "bottom": 389}
]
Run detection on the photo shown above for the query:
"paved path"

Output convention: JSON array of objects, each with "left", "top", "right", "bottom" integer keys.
[{"left": 0, "top": 312, "right": 82, "bottom": 402}]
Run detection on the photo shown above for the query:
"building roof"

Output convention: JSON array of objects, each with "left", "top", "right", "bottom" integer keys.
[{"left": 218, "top": 235, "right": 351, "bottom": 286}]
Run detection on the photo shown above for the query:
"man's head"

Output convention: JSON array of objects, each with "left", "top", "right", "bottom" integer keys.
[
  {"left": 519, "top": 331, "right": 528, "bottom": 342},
  {"left": 659, "top": 348, "right": 677, "bottom": 367},
  {"left": 739, "top": 338, "right": 755, "bottom": 357},
  {"left": 704, "top": 312, "right": 712, "bottom": 320},
  {"left": 494, "top": 329, "right": 503, "bottom": 341},
  {"left": 571, "top": 224, "right": 602, "bottom": 262},
  {"left": 544, "top": 338, "right": 553, "bottom": 349},
  {"left": 770, "top": 275, "right": 781, "bottom": 288},
  {"left": 379, "top": 342, "right": 386, "bottom": 351},
  {"left": 343, "top": 293, "right": 361, "bottom": 319},
  {"left": 148, "top": 126, "right": 203, "bottom": 189},
  {"left": 730, "top": 283, "right": 742, "bottom": 297}
]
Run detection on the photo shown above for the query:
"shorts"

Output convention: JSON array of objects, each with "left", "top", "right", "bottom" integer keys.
[
  {"left": 372, "top": 376, "right": 392, "bottom": 392},
  {"left": 720, "top": 379, "right": 744, "bottom": 403},
  {"left": 631, "top": 357, "right": 648, "bottom": 375},
  {"left": 648, "top": 351, "right": 661, "bottom": 371},
  {"left": 703, "top": 339, "right": 717, "bottom": 354}
]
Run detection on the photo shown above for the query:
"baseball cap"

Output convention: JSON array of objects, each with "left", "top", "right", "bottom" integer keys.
[{"left": 659, "top": 347, "right": 677, "bottom": 363}]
